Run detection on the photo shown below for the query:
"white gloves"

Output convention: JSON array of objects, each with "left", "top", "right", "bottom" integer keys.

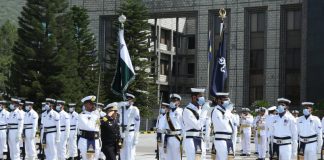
[
  {"left": 133, "top": 132, "right": 139, "bottom": 146},
  {"left": 55, "top": 133, "right": 60, "bottom": 143}
]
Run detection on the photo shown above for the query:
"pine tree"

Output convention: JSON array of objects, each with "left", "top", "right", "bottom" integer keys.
[
  {"left": 0, "top": 21, "right": 17, "bottom": 93},
  {"left": 106, "top": 0, "right": 157, "bottom": 117},
  {"left": 71, "top": 6, "right": 98, "bottom": 96},
  {"left": 10, "top": 0, "right": 79, "bottom": 104}
]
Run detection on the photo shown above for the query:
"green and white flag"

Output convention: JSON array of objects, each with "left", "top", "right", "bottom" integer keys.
[{"left": 111, "top": 29, "right": 135, "bottom": 98}]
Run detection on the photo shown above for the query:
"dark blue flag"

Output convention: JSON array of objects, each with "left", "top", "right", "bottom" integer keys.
[{"left": 210, "top": 24, "right": 227, "bottom": 97}]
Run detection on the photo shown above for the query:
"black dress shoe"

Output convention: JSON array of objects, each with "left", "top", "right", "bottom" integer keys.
[{"left": 240, "top": 153, "right": 247, "bottom": 156}]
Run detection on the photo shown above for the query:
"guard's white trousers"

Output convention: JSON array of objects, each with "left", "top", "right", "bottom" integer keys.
[
  {"left": 242, "top": 131, "right": 251, "bottom": 154},
  {"left": 201, "top": 140, "right": 206, "bottom": 160},
  {"left": 165, "top": 137, "right": 181, "bottom": 160},
  {"left": 44, "top": 132, "right": 58, "bottom": 160},
  {"left": 303, "top": 142, "right": 317, "bottom": 160},
  {"left": 57, "top": 132, "right": 68, "bottom": 159},
  {"left": 8, "top": 129, "right": 20, "bottom": 160},
  {"left": 0, "top": 130, "right": 6, "bottom": 158},
  {"left": 158, "top": 144, "right": 165, "bottom": 160},
  {"left": 120, "top": 132, "right": 135, "bottom": 160},
  {"left": 184, "top": 138, "right": 205, "bottom": 160},
  {"left": 232, "top": 130, "right": 238, "bottom": 153},
  {"left": 78, "top": 137, "right": 101, "bottom": 160},
  {"left": 68, "top": 130, "right": 78, "bottom": 158},
  {"left": 278, "top": 144, "right": 292, "bottom": 160},
  {"left": 257, "top": 135, "right": 267, "bottom": 158},
  {"left": 254, "top": 131, "right": 258, "bottom": 153},
  {"left": 214, "top": 140, "right": 228, "bottom": 160}
]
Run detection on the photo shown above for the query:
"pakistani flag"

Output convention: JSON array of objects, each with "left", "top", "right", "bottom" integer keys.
[{"left": 111, "top": 29, "right": 135, "bottom": 99}]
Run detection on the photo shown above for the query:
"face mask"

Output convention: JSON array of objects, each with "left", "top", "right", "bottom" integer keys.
[
  {"left": 128, "top": 101, "right": 134, "bottom": 106},
  {"left": 69, "top": 108, "right": 74, "bottom": 113},
  {"left": 169, "top": 102, "right": 176, "bottom": 109},
  {"left": 9, "top": 104, "right": 15, "bottom": 110},
  {"left": 276, "top": 105, "right": 285, "bottom": 113},
  {"left": 160, "top": 108, "right": 166, "bottom": 114},
  {"left": 227, "top": 103, "right": 234, "bottom": 111},
  {"left": 82, "top": 105, "right": 85, "bottom": 111},
  {"left": 223, "top": 100, "right": 230, "bottom": 106},
  {"left": 303, "top": 109, "right": 310, "bottom": 116},
  {"left": 44, "top": 104, "right": 50, "bottom": 111},
  {"left": 56, "top": 105, "right": 62, "bottom": 112},
  {"left": 25, "top": 105, "right": 31, "bottom": 111},
  {"left": 197, "top": 97, "right": 205, "bottom": 106}
]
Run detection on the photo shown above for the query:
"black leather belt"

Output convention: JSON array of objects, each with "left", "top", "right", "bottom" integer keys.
[{"left": 79, "top": 130, "right": 100, "bottom": 140}]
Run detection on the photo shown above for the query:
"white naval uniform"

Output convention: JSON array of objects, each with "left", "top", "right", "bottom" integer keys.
[
  {"left": 155, "top": 113, "right": 166, "bottom": 160},
  {"left": 7, "top": 108, "right": 24, "bottom": 160},
  {"left": 119, "top": 105, "right": 140, "bottom": 160},
  {"left": 254, "top": 115, "right": 267, "bottom": 159},
  {"left": 23, "top": 109, "right": 39, "bottom": 159},
  {"left": 68, "top": 111, "right": 79, "bottom": 158},
  {"left": 271, "top": 112, "right": 297, "bottom": 160},
  {"left": 201, "top": 103, "right": 211, "bottom": 160},
  {"left": 265, "top": 114, "right": 276, "bottom": 157},
  {"left": 240, "top": 114, "right": 253, "bottom": 155},
  {"left": 297, "top": 115, "right": 323, "bottom": 160},
  {"left": 160, "top": 107, "right": 183, "bottom": 160},
  {"left": 41, "top": 109, "right": 61, "bottom": 160},
  {"left": 230, "top": 112, "right": 240, "bottom": 153},
  {"left": 77, "top": 110, "right": 101, "bottom": 160},
  {"left": 252, "top": 117, "right": 258, "bottom": 153},
  {"left": 211, "top": 105, "right": 234, "bottom": 160},
  {"left": 0, "top": 109, "right": 9, "bottom": 159},
  {"left": 57, "top": 110, "right": 70, "bottom": 159},
  {"left": 183, "top": 103, "right": 204, "bottom": 160}
]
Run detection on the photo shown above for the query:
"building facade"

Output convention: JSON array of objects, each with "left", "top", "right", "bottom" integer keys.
[{"left": 4, "top": 0, "right": 321, "bottom": 109}]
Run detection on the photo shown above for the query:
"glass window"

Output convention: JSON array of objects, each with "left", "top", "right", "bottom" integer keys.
[
  {"left": 187, "top": 63, "right": 195, "bottom": 75},
  {"left": 160, "top": 29, "right": 170, "bottom": 45},
  {"left": 187, "top": 36, "right": 195, "bottom": 49},
  {"left": 251, "top": 12, "right": 265, "bottom": 33},
  {"left": 287, "top": 10, "right": 301, "bottom": 31},
  {"left": 160, "top": 60, "right": 169, "bottom": 75}
]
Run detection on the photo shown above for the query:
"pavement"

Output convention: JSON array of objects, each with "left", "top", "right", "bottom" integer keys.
[{"left": 136, "top": 133, "right": 259, "bottom": 160}]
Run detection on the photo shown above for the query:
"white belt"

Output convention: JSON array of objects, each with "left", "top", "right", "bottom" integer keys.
[
  {"left": 8, "top": 125, "right": 18, "bottom": 129},
  {"left": 273, "top": 138, "right": 291, "bottom": 144},
  {"left": 0, "top": 125, "right": 7, "bottom": 130},
  {"left": 214, "top": 134, "right": 231, "bottom": 140},
  {"left": 299, "top": 136, "right": 317, "bottom": 143},
  {"left": 186, "top": 132, "right": 202, "bottom": 137},
  {"left": 166, "top": 130, "right": 181, "bottom": 135},
  {"left": 44, "top": 128, "right": 57, "bottom": 133},
  {"left": 156, "top": 129, "right": 164, "bottom": 133}
]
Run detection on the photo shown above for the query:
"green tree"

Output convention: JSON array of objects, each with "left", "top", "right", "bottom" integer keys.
[
  {"left": 0, "top": 21, "right": 17, "bottom": 93},
  {"left": 71, "top": 6, "right": 98, "bottom": 96},
  {"left": 10, "top": 0, "right": 80, "bottom": 105},
  {"left": 105, "top": 0, "right": 157, "bottom": 118}
]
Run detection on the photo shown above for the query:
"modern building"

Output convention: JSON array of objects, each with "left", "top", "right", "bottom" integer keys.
[{"left": 1, "top": 0, "right": 324, "bottom": 109}]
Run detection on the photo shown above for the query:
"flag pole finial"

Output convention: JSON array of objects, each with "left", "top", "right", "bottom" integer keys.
[
  {"left": 118, "top": 14, "right": 127, "bottom": 28},
  {"left": 219, "top": 8, "right": 226, "bottom": 21}
]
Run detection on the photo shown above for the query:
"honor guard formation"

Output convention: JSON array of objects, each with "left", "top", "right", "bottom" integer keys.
[
  {"left": 155, "top": 88, "right": 324, "bottom": 160},
  {"left": 0, "top": 90, "right": 323, "bottom": 160}
]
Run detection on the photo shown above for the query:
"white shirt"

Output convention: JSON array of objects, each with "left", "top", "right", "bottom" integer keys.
[
  {"left": 118, "top": 105, "right": 140, "bottom": 132},
  {"left": 23, "top": 109, "right": 39, "bottom": 137},
  {"left": 8, "top": 108, "right": 24, "bottom": 136},
  {"left": 253, "top": 115, "right": 267, "bottom": 136},
  {"left": 58, "top": 110, "right": 70, "bottom": 136},
  {"left": 297, "top": 115, "right": 322, "bottom": 138},
  {"left": 69, "top": 111, "right": 79, "bottom": 130},
  {"left": 211, "top": 105, "right": 233, "bottom": 134},
  {"left": 271, "top": 113, "right": 297, "bottom": 141},
  {"left": 265, "top": 114, "right": 276, "bottom": 138},
  {"left": 0, "top": 109, "right": 9, "bottom": 127},
  {"left": 161, "top": 107, "right": 183, "bottom": 132},
  {"left": 182, "top": 103, "right": 202, "bottom": 132},
  {"left": 78, "top": 110, "right": 101, "bottom": 132},
  {"left": 240, "top": 113, "right": 253, "bottom": 133}
]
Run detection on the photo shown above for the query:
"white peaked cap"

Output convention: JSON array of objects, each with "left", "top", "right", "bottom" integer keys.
[
  {"left": 301, "top": 102, "right": 314, "bottom": 106},
  {"left": 190, "top": 88, "right": 205, "bottom": 93},
  {"left": 277, "top": 98, "right": 291, "bottom": 104},
  {"left": 81, "top": 95, "right": 96, "bottom": 103},
  {"left": 170, "top": 93, "right": 182, "bottom": 101},
  {"left": 104, "top": 102, "right": 118, "bottom": 110}
]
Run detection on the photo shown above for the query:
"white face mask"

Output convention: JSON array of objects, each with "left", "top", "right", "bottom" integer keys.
[
  {"left": 44, "top": 104, "right": 50, "bottom": 110},
  {"left": 25, "top": 105, "right": 31, "bottom": 111},
  {"left": 69, "top": 108, "right": 74, "bottom": 113},
  {"left": 9, "top": 104, "right": 15, "bottom": 110},
  {"left": 160, "top": 108, "right": 166, "bottom": 114},
  {"left": 56, "top": 105, "right": 62, "bottom": 112},
  {"left": 169, "top": 102, "right": 176, "bottom": 109}
]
